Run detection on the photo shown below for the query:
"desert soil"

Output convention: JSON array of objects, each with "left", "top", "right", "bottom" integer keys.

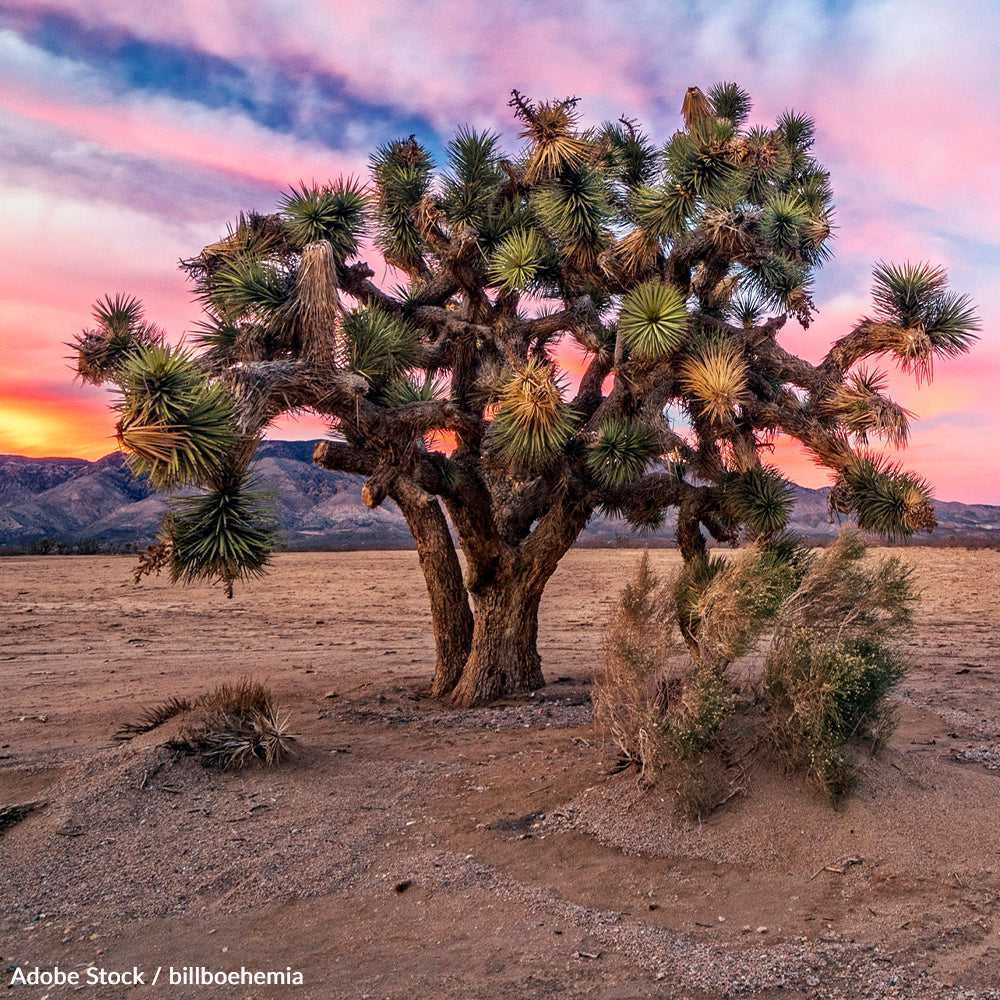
[{"left": 1, "top": 547, "right": 999, "bottom": 999}]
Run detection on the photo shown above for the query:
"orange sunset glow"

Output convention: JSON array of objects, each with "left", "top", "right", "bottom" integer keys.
[{"left": 0, "top": 396, "right": 115, "bottom": 460}]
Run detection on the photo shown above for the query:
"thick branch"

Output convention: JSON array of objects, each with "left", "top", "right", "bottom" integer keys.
[
  {"left": 312, "top": 440, "right": 377, "bottom": 477},
  {"left": 410, "top": 306, "right": 491, "bottom": 341},
  {"left": 570, "top": 351, "right": 613, "bottom": 421},
  {"left": 338, "top": 262, "right": 402, "bottom": 314},
  {"left": 822, "top": 319, "right": 910, "bottom": 376},
  {"left": 514, "top": 297, "right": 604, "bottom": 353}
]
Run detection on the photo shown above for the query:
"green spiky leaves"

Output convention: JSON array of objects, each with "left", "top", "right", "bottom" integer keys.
[
  {"left": 210, "top": 258, "right": 289, "bottom": 320},
  {"left": 619, "top": 282, "right": 689, "bottom": 358},
  {"left": 633, "top": 184, "right": 694, "bottom": 238},
  {"left": 871, "top": 261, "right": 979, "bottom": 381},
  {"left": 600, "top": 118, "right": 659, "bottom": 191},
  {"left": 166, "top": 466, "right": 275, "bottom": 597},
  {"left": 342, "top": 308, "right": 420, "bottom": 398},
  {"left": 114, "top": 344, "right": 235, "bottom": 490},
  {"left": 587, "top": 417, "right": 659, "bottom": 486},
  {"left": 491, "top": 356, "right": 575, "bottom": 468},
  {"left": 488, "top": 228, "right": 550, "bottom": 292},
  {"left": 777, "top": 110, "right": 816, "bottom": 151},
  {"left": 370, "top": 137, "right": 434, "bottom": 271},
  {"left": 665, "top": 125, "right": 737, "bottom": 203},
  {"left": 723, "top": 466, "right": 794, "bottom": 537},
  {"left": 280, "top": 178, "right": 368, "bottom": 261},
  {"left": 75, "top": 294, "right": 164, "bottom": 384},
  {"left": 442, "top": 127, "right": 503, "bottom": 227},
  {"left": 834, "top": 455, "right": 936, "bottom": 540},
  {"left": 759, "top": 194, "right": 809, "bottom": 250},
  {"left": 94, "top": 293, "right": 144, "bottom": 333},
  {"left": 380, "top": 373, "right": 448, "bottom": 408},
  {"left": 533, "top": 166, "right": 610, "bottom": 269},
  {"left": 709, "top": 81, "right": 752, "bottom": 128}
]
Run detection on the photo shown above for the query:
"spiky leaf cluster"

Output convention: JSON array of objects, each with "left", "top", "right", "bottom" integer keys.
[
  {"left": 370, "top": 137, "right": 434, "bottom": 270},
  {"left": 488, "top": 229, "right": 551, "bottom": 292},
  {"left": 532, "top": 167, "right": 610, "bottom": 268},
  {"left": 870, "top": 261, "right": 980, "bottom": 381},
  {"left": 618, "top": 282, "right": 688, "bottom": 357},
  {"left": 709, "top": 81, "right": 752, "bottom": 128},
  {"left": 665, "top": 125, "right": 737, "bottom": 203},
  {"left": 342, "top": 308, "right": 420, "bottom": 399},
  {"left": 818, "top": 368, "right": 911, "bottom": 447},
  {"left": 280, "top": 179, "right": 367, "bottom": 261},
  {"left": 74, "top": 294, "right": 165, "bottom": 384},
  {"left": 166, "top": 468, "right": 275, "bottom": 597},
  {"left": 723, "top": 466, "right": 794, "bottom": 537},
  {"left": 511, "top": 92, "right": 593, "bottom": 183},
  {"left": 114, "top": 345, "right": 236, "bottom": 489},
  {"left": 680, "top": 341, "right": 750, "bottom": 422},
  {"left": 599, "top": 118, "right": 659, "bottom": 192},
  {"left": 587, "top": 417, "right": 659, "bottom": 486},
  {"left": 210, "top": 258, "right": 289, "bottom": 321},
  {"left": 442, "top": 127, "right": 504, "bottom": 228},
  {"left": 833, "top": 455, "right": 936, "bottom": 540},
  {"left": 490, "top": 357, "right": 574, "bottom": 468}
]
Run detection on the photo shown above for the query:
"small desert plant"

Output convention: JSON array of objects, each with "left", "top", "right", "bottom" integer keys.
[
  {"left": 764, "top": 633, "right": 905, "bottom": 798},
  {"left": 764, "top": 532, "right": 915, "bottom": 798},
  {"left": 117, "top": 679, "right": 296, "bottom": 768},
  {"left": 676, "top": 540, "right": 809, "bottom": 668}
]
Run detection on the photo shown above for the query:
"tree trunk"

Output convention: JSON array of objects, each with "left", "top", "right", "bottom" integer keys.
[
  {"left": 391, "top": 486, "right": 473, "bottom": 698},
  {"left": 450, "top": 574, "right": 545, "bottom": 708},
  {"left": 447, "top": 494, "right": 593, "bottom": 708}
]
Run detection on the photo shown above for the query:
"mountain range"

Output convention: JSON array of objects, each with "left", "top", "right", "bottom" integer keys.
[{"left": 2, "top": 440, "right": 998, "bottom": 551}]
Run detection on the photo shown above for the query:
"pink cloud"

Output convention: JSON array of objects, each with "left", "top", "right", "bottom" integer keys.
[{"left": 0, "top": 89, "right": 367, "bottom": 194}]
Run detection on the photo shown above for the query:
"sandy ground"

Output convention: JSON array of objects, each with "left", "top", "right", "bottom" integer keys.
[{"left": 1, "top": 547, "right": 999, "bottom": 999}]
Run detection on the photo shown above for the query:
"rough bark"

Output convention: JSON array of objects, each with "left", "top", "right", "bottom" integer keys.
[
  {"left": 449, "top": 493, "right": 593, "bottom": 708},
  {"left": 450, "top": 571, "right": 545, "bottom": 708},
  {"left": 390, "top": 485, "right": 473, "bottom": 698}
]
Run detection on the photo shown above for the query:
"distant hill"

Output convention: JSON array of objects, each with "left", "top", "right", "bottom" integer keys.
[{"left": 2, "top": 441, "right": 997, "bottom": 551}]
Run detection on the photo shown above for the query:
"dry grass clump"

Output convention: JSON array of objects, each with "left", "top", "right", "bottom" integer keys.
[
  {"left": 594, "top": 531, "right": 914, "bottom": 812},
  {"left": 593, "top": 551, "right": 757, "bottom": 805},
  {"left": 117, "top": 679, "right": 296, "bottom": 768},
  {"left": 593, "top": 552, "right": 675, "bottom": 780}
]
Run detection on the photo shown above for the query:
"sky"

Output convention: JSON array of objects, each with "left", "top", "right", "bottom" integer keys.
[{"left": 0, "top": 0, "right": 997, "bottom": 503}]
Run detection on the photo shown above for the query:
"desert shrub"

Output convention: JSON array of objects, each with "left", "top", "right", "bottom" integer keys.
[
  {"left": 765, "top": 632, "right": 905, "bottom": 797},
  {"left": 597, "top": 530, "right": 915, "bottom": 809},
  {"left": 764, "top": 532, "right": 915, "bottom": 798},
  {"left": 117, "top": 679, "right": 296, "bottom": 768},
  {"left": 679, "top": 541, "right": 809, "bottom": 668},
  {"left": 594, "top": 552, "right": 743, "bottom": 781},
  {"left": 663, "top": 664, "right": 732, "bottom": 757}
]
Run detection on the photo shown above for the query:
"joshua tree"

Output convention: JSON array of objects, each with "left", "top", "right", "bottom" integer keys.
[{"left": 75, "top": 84, "right": 978, "bottom": 707}]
